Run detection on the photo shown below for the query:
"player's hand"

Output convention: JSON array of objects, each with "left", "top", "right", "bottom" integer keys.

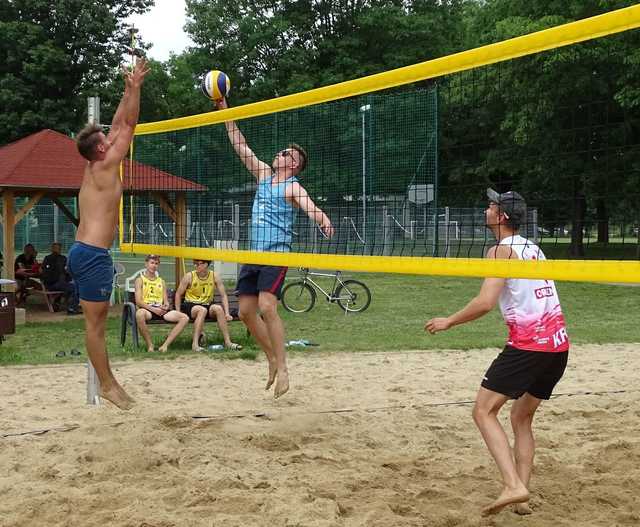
[
  {"left": 320, "top": 218, "right": 334, "bottom": 238},
  {"left": 215, "top": 98, "right": 228, "bottom": 110},
  {"left": 425, "top": 317, "right": 452, "bottom": 334},
  {"left": 131, "top": 57, "right": 149, "bottom": 87},
  {"left": 225, "top": 314, "right": 233, "bottom": 322},
  {"left": 123, "top": 58, "right": 149, "bottom": 88}
]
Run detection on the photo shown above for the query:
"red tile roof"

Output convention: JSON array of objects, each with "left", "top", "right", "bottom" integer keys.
[{"left": 0, "top": 129, "right": 207, "bottom": 192}]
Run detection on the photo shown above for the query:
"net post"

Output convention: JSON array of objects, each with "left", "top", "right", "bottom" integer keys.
[
  {"left": 86, "top": 359, "right": 100, "bottom": 406},
  {"left": 85, "top": 97, "right": 102, "bottom": 406}
]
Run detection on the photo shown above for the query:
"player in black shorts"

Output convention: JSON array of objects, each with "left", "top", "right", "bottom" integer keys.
[{"left": 425, "top": 189, "right": 569, "bottom": 517}]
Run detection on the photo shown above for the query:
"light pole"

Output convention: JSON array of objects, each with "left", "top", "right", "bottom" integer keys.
[{"left": 359, "top": 104, "right": 371, "bottom": 242}]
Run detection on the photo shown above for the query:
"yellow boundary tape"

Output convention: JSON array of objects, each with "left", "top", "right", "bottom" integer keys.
[
  {"left": 135, "top": 5, "right": 640, "bottom": 135},
  {"left": 123, "top": 243, "right": 640, "bottom": 284}
]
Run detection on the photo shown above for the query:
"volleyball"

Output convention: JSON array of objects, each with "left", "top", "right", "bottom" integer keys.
[{"left": 201, "top": 70, "right": 231, "bottom": 101}]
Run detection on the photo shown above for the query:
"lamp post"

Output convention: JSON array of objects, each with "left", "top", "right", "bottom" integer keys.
[{"left": 359, "top": 104, "right": 371, "bottom": 242}]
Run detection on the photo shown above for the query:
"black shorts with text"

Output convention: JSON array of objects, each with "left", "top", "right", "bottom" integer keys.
[{"left": 481, "top": 345, "right": 568, "bottom": 400}]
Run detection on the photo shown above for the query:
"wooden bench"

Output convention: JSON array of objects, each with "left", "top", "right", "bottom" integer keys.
[
  {"left": 120, "top": 287, "right": 241, "bottom": 349},
  {"left": 26, "top": 280, "right": 65, "bottom": 313}
]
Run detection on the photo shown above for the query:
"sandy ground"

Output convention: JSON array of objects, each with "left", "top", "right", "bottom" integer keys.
[{"left": 1, "top": 344, "right": 639, "bottom": 527}]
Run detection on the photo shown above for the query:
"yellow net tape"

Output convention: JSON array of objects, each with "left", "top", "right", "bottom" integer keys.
[
  {"left": 127, "top": 243, "right": 640, "bottom": 284},
  {"left": 135, "top": 4, "right": 640, "bottom": 135}
]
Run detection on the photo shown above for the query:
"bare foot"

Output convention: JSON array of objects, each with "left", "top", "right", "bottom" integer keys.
[
  {"left": 158, "top": 345, "right": 168, "bottom": 353},
  {"left": 514, "top": 502, "right": 533, "bottom": 515},
  {"left": 100, "top": 384, "right": 135, "bottom": 410},
  {"left": 481, "top": 486, "right": 529, "bottom": 517},
  {"left": 147, "top": 346, "right": 155, "bottom": 353},
  {"left": 274, "top": 370, "right": 289, "bottom": 399},
  {"left": 265, "top": 361, "right": 277, "bottom": 390},
  {"left": 192, "top": 346, "right": 205, "bottom": 353}
]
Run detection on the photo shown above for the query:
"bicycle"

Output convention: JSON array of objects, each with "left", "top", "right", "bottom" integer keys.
[{"left": 281, "top": 268, "right": 372, "bottom": 313}]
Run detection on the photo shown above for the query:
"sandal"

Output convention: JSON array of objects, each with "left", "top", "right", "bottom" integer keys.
[{"left": 225, "top": 343, "right": 243, "bottom": 351}]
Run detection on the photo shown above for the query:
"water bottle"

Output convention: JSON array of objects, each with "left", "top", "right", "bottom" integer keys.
[{"left": 208, "top": 344, "right": 224, "bottom": 351}]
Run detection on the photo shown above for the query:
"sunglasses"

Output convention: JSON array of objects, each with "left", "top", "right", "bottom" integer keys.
[{"left": 280, "top": 150, "right": 293, "bottom": 158}]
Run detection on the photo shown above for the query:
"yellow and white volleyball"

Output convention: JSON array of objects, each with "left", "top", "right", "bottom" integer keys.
[{"left": 201, "top": 70, "right": 231, "bottom": 101}]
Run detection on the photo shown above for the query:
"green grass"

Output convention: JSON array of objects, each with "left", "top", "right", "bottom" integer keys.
[{"left": 1, "top": 274, "right": 638, "bottom": 366}]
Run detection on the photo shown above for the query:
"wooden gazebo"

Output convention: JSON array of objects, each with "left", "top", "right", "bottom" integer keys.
[{"left": 0, "top": 129, "right": 206, "bottom": 286}]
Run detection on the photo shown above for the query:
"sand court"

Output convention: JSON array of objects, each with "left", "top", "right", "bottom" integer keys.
[{"left": 1, "top": 344, "right": 639, "bottom": 526}]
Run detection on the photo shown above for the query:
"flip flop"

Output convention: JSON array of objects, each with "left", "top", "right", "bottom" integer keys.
[
  {"left": 225, "top": 343, "right": 243, "bottom": 351},
  {"left": 55, "top": 351, "right": 65, "bottom": 358},
  {"left": 192, "top": 346, "right": 206, "bottom": 353},
  {"left": 70, "top": 349, "right": 81, "bottom": 356}
]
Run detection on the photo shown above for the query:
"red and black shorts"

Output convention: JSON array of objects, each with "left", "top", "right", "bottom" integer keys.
[
  {"left": 481, "top": 345, "right": 569, "bottom": 400},
  {"left": 236, "top": 264, "right": 288, "bottom": 299}
]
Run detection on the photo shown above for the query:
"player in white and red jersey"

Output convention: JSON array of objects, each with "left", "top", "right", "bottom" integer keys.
[{"left": 425, "top": 188, "right": 569, "bottom": 517}]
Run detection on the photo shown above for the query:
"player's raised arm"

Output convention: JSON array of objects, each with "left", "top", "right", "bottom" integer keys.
[
  {"left": 215, "top": 98, "right": 271, "bottom": 180},
  {"left": 103, "top": 58, "right": 150, "bottom": 168}
]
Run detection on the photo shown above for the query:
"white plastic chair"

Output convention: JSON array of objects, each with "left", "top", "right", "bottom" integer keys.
[{"left": 110, "top": 262, "right": 126, "bottom": 305}]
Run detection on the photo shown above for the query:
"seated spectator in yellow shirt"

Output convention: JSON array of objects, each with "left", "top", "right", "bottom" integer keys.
[
  {"left": 134, "top": 255, "right": 189, "bottom": 353},
  {"left": 174, "top": 259, "right": 242, "bottom": 352}
]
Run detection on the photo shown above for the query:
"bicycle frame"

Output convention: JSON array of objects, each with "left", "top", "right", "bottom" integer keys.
[{"left": 297, "top": 268, "right": 347, "bottom": 302}]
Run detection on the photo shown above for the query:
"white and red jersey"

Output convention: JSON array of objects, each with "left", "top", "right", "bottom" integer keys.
[{"left": 497, "top": 235, "right": 569, "bottom": 353}]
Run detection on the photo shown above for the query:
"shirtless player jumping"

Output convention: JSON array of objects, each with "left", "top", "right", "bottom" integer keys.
[{"left": 68, "top": 58, "right": 149, "bottom": 410}]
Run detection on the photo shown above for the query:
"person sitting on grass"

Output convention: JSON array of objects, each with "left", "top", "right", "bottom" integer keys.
[
  {"left": 134, "top": 254, "right": 189, "bottom": 353},
  {"left": 174, "top": 259, "right": 242, "bottom": 352}
]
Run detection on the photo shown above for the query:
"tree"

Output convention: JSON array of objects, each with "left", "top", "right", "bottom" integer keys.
[
  {"left": 438, "top": 0, "right": 640, "bottom": 257},
  {"left": 183, "top": 0, "right": 465, "bottom": 103},
  {"left": 0, "top": 0, "right": 153, "bottom": 145}
]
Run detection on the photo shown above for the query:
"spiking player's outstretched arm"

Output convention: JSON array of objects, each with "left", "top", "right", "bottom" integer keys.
[{"left": 216, "top": 98, "right": 271, "bottom": 180}]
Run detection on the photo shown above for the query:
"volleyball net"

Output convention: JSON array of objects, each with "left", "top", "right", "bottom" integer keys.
[{"left": 121, "top": 4, "right": 640, "bottom": 283}]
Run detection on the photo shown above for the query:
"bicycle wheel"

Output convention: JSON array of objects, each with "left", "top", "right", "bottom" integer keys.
[
  {"left": 281, "top": 281, "right": 316, "bottom": 313},
  {"left": 335, "top": 280, "right": 371, "bottom": 313}
]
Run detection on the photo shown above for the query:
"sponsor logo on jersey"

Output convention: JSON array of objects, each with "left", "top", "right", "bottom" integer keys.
[
  {"left": 534, "top": 286, "right": 554, "bottom": 299},
  {"left": 552, "top": 327, "right": 569, "bottom": 348}
]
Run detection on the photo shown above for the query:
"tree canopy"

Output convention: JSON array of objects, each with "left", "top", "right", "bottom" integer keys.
[{"left": 0, "top": 0, "right": 152, "bottom": 144}]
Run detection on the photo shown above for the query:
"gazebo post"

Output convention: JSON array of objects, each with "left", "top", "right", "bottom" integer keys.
[{"left": 2, "top": 191, "right": 15, "bottom": 282}]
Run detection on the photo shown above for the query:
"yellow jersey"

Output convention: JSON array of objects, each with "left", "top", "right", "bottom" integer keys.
[
  {"left": 140, "top": 273, "right": 164, "bottom": 305},
  {"left": 185, "top": 270, "right": 214, "bottom": 304}
]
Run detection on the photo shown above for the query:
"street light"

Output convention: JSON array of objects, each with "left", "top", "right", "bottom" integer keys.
[{"left": 359, "top": 104, "right": 371, "bottom": 242}]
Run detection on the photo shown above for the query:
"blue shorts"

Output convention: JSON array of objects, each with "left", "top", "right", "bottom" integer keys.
[{"left": 67, "top": 241, "right": 114, "bottom": 302}]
